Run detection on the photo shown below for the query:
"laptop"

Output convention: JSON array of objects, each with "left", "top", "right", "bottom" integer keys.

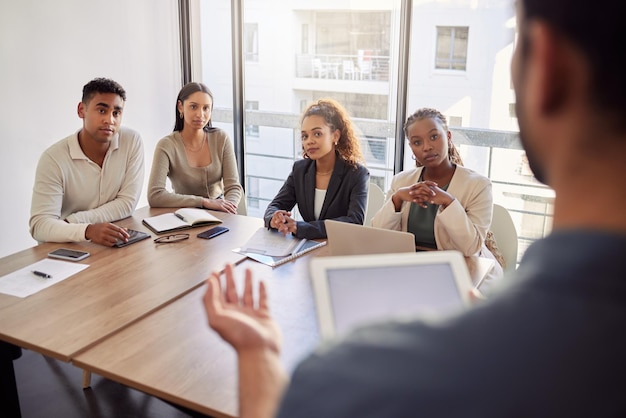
[
  {"left": 325, "top": 219, "right": 416, "bottom": 256},
  {"left": 309, "top": 251, "right": 473, "bottom": 340}
]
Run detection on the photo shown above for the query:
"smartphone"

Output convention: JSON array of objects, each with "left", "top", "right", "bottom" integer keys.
[
  {"left": 197, "top": 226, "right": 229, "bottom": 240},
  {"left": 48, "top": 248, "right": 90, "bottom": 262}
]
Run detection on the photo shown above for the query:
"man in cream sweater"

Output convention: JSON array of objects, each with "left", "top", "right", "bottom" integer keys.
[{"left": 30, "top": 77, "right": 144, "bottom": 247}]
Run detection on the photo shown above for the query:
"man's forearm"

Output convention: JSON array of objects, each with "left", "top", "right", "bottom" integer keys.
[{"left": 238, "top": 348, "right": 288, "bottom": 418}]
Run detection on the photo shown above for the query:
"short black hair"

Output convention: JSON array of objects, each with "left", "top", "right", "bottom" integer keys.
[
  {"left": 82, "top": 78, "right": 126, "bottom": 104},
  {"left": 522, "top": 0, "right": 626, "bottom": 130}
]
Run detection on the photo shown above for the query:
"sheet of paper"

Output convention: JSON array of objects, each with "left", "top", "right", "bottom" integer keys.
[
  {"left": 239, "top": 228, "right": 303, "bottom": 257},
  {"left": 0, "top": 259, "right": 89, "bottom": 298}
]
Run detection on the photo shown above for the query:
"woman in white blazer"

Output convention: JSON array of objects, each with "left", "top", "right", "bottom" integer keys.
[{"left": 371, "top": 108, "right": 503, "bottom": 281}]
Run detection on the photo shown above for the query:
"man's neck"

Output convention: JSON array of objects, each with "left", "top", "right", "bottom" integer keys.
[
  {"left": 550, "top": 154, "right": 626, "bottom": 233},
  {"left": 78, "top": 130, "right": 110, "bottom": 167}
]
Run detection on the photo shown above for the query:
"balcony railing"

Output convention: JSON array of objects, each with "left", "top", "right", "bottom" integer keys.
[{"left": 295, "top": 53, "right": 390, "bottom": 81}]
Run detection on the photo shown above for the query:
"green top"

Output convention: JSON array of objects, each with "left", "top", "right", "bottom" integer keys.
[{"left": 406, "top": 173, "right": 449, "bottom": 249}]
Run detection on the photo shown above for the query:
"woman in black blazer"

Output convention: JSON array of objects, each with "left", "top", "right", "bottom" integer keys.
[{"left": 264, "top": 99, "right": 369, "bottom": 239}]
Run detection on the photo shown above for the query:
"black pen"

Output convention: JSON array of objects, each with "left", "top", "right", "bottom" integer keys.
[{"left": 31, "top": 270, "right": 53, "bottom": 279}]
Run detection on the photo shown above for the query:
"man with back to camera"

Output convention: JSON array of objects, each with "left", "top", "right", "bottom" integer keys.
[
  {"left": 30, "top": 77, "right": 144, "bottom": 247},
  {"left": 202, "top": 0, "right": 626, "bottom": 416}
]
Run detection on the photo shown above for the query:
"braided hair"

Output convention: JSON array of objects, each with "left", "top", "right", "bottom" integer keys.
[{"left": 404, "top": 108, "right": 463, "bottom": 166}]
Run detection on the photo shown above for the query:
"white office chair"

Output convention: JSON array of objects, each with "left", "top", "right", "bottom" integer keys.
[
  {"left": 364, "top": 182, "right": 385, "bottom": 226},
  {"left": 490, "top": 204, "right": 518, "bottom": 272}
]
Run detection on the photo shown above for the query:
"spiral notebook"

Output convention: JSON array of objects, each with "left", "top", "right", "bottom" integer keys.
[{"left": 233, "top": 228, "right": 326, "bottom": 267}]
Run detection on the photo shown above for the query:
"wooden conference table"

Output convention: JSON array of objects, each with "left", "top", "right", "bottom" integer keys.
[
  {"left": 1, "top": 206, "right": 493, "bottom": 417},
  {"left": 73, "top": 251, "right": 494, "bottom": 418},
  {"left": 72, "top": 247, "right": 493, "bottom": 417},
  {"left": 74, "top": 256, "right": 321, "bottom": 418},
  {"left": 0, "top": 206, "right": 263, "bottom": 417},
  {"left": 0, "top": 206, "right": 261, "bottom": 362}
]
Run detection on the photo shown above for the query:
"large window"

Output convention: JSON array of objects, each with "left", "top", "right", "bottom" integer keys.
[
  {"left": 195, "top": 0, "right": 552, "bottom": 263},
  {"left": 199, "top": 0, "right": 401, "bottom": 219},
  {"left": 408, "top": 2, "right": 552, "bottom": 263}
]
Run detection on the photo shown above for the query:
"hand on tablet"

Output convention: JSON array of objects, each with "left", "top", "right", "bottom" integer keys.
[
  {"left": 203, "top": 264, "right": 282, "bottom": 354},
  {"left": 85, "top": 223, "right": 130, "bottom": 247}
]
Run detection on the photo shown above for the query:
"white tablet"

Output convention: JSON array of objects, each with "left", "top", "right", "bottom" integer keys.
[{"left": 310, "top": 251, "right": 473, "bottom": 340}]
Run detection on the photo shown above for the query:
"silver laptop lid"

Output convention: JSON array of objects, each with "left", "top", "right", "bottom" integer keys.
[{"left": 325, "top": 219, "right": 415, "bottom": 256}]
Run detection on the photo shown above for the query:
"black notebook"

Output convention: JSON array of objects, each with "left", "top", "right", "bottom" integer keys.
[{"left": 234, "top": 228, "right": 326, "bottom": 267}]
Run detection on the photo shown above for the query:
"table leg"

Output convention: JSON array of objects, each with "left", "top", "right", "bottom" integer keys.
[
  {"left": 0, "top": 341, "right": 22, "bottom": 417},
  {"left": 82, "top": 369, "right": 92, "bottom": 389}
]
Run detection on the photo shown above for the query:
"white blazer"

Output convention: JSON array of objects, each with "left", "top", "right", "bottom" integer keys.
[{"left": 371, "top": 165, "right": 503, "bottom": 280}]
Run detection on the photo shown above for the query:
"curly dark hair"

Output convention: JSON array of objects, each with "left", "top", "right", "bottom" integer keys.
[
  {"left": 300, "top": 98, "right": 364, "bottom": 168},
  {"left": 82, "top": 78, "right": 126, "bottom": 104},
  {"left": 174, "top": 82, "right": 215, "bottom": 132},
  {"left": 403, "top": 107, "right": 463, "bottom": 167}
]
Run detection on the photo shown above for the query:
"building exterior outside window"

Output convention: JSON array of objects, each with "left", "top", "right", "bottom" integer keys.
[{"left": 435, "top": 26, "right": 469, "bottom": 70}]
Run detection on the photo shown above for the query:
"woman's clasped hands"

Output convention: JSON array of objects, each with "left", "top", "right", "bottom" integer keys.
[{"left": 393, "top": 180, "right": 455, "bottom": 210}]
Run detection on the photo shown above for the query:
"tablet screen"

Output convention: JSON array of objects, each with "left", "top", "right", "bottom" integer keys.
[{"left": 326, "top": 263, "right": 463, "bottom": 336}]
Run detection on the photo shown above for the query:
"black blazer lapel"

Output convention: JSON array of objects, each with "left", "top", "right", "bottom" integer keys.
[{"left": 301, "top": 160, "right": 317, "bottom": 221}]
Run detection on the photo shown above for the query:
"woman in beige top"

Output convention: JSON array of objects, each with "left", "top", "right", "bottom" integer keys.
[{"left": 148, "top": 82, "right": 242, "bottom": 213}]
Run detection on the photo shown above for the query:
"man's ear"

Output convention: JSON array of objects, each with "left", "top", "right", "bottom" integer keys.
[
  {"left": 527, "top": 22, "right": 572, "bottom": 115},
  {"left": 77, "top": 102, "right": 85, "bottom": 119}
]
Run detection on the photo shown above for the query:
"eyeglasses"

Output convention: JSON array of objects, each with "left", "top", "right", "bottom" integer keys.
[{"left": 154, "top": 234, "right": 190, "bottom": 244}]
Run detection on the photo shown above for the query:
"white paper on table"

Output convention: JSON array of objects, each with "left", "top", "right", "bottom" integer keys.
[
  {"left": 239, "top": 228, "right": 304, "bottom": 257},
  {"left": 0, "top": 259, "right": 89, "bottom": 298}
]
